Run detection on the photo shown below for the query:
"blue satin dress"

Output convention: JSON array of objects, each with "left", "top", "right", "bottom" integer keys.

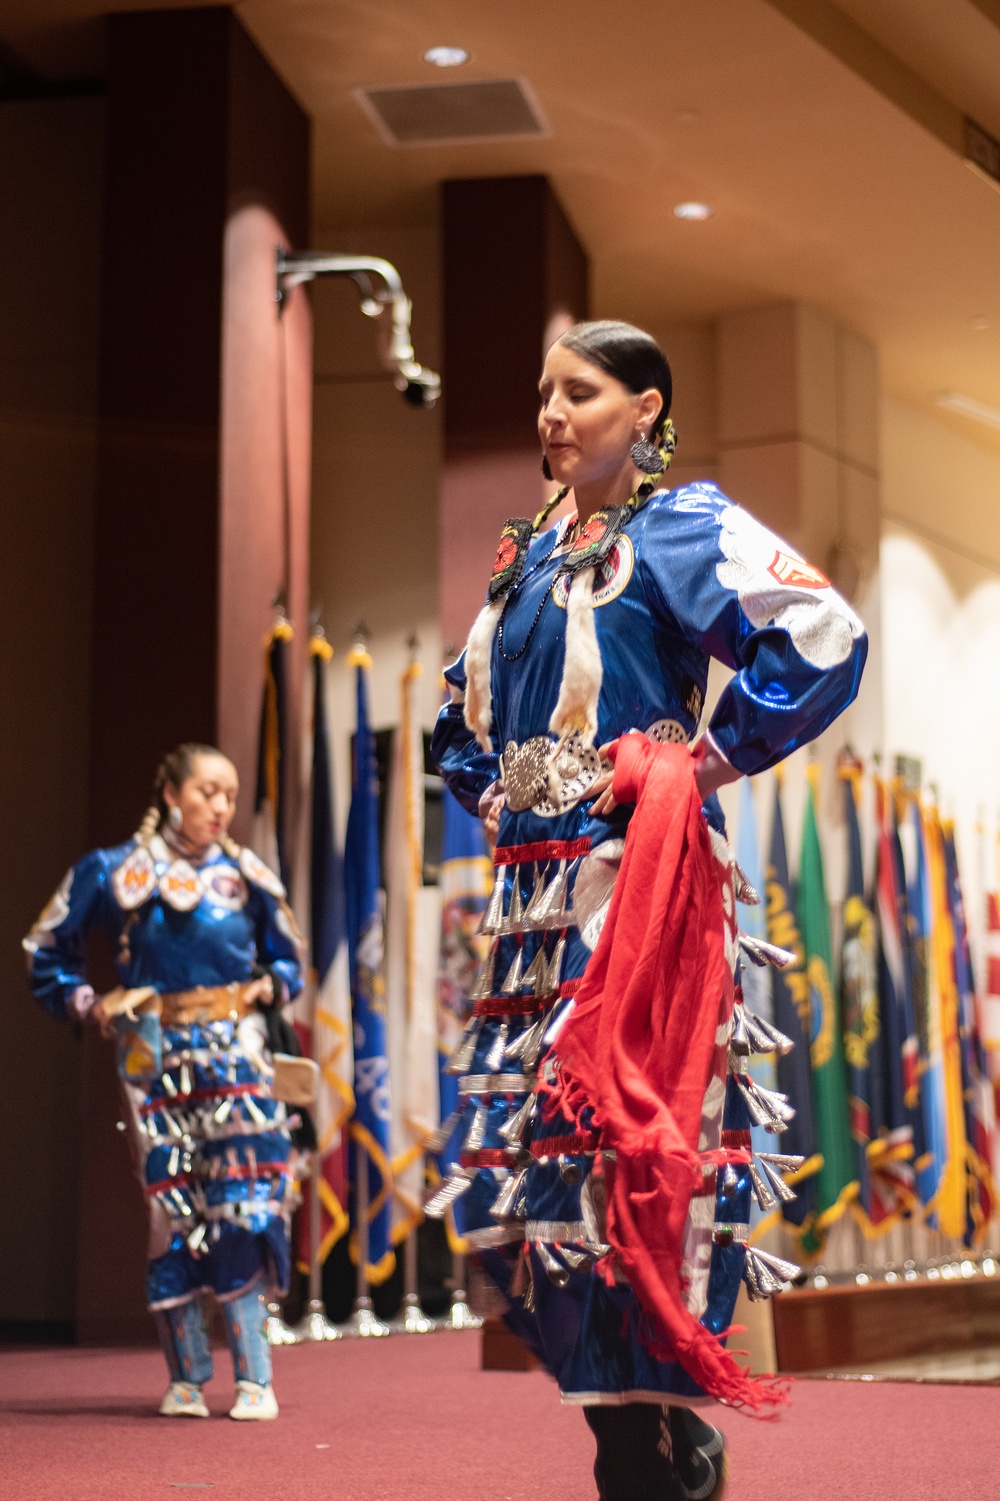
[
  {"left": 25, "top": 831, "right": 304, "bottom": 1310},
  {"left": 431, "top": 482, "right": 867, "bottom": 1406}
]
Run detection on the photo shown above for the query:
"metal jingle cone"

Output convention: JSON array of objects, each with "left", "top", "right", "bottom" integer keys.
[
  {"left": 742, "top": 1249, "right": 785, "bottom": 1300},
  {"left": 543, "top": 931, "right": 567, "bottom": 992},
  {"left": 499, "top": 947, "right": 524, "bottom": 995},
  {"left": 756, "top": 1155, "right": 797, "bottom": 1203},
  {"left": 520, "top": 941, "right": 549, "bottom": 994},
  {"left": 757, "top": 1151, "right": 806, "bottom": 1174},
  {"left": 490, "top": 1166, "right": 527, "bottom": 1220},
  {"left": 559, "top": 1245, "right": 594, "bottom": 1271},
  {"left": 470, "top": 945, "right": 497, "bottom": 1002},
  {"left": 479, "top": 866, "right": 507, "bottom": 936},
  {"left": 427, "top": 1109, "right": 460, "bottom": 1155},
  {"left": 463, "top": 1101, "right": 490, "bottom": 1155},
  {"left": 529, "top": 861, "right": 569, "bottom": 930},
  {"left": 543, "top": 995, "right": 574, "bottom": 1046},
  {"left": 265, "top": 1300, "right": 302, "bottom": 1345},
  {"left": 749, "top": 1158, "right": 778, "bottom": 1212},
  {"left": 535, "top": 1240, "right": 570, "bottom": 1287},
  {"left": 738, "top": 933, "right": 796, "bottom": 969},
  {"left": 425, "top": 1171, "right": 474, "bottom": 1218},
  {"left": 522, "top": 864, "right": 546, "bottom": 929},
  {"left": 728, "top": 1005, "right": 751, "bottom": 1056},
  {"left": 745, "top": 1011, "right": 795, "bottom": 1055},
  {"left": 733, "top": 1073, "right": 787, "bottom": 1131},
  {"left": 499, "top": 1093, "right": 536, "bottom": 1145},
  {"left": 484, "top": 1020, "right": 510, "bottom": 1072},
  {"left": 502, "top": 875, "right": 525, "bottom": 934},
  {"left": 505, "top": 1012, "right": 548, "bottom": 1068},
  {"left": 733, "top": 861, "right": 761, "bottom": 906},
  {"left": 754, "top": 1246, "right": 807, "bottom": 1285},
  {"left": 293, "top": 1298, "right": 344, "bottom": 1342},
  {"left": 446, "top": 1016, "right": 483, "bottom": 1075}
]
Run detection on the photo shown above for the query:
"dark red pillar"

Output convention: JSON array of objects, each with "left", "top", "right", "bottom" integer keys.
[
  {"left": 440, "top": 176, "right": 588, "bottom": 651},
  {"left": 78, "top": 6, "right": 311, "bottom": 1342}
]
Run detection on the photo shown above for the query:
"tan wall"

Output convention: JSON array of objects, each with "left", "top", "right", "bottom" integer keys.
[
  {"left": 309, "top": 224, "right": 443, "bottom": 823},
  {"left": 879, "top": 395, "right": 1000, "bottom": 949},
  {"left": 0, "top": 97, "right": 104, "bottom": 1324}
]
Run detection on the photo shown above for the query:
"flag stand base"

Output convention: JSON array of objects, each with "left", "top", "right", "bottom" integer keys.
[
  {"left": 442, "top": 1289, "right": 483, "bottom": 1331},
  {"left": 389, "top": 1292, "right": 436, "bottom": 1334},
  {"left": 264, "top": 1300, "right": 302, "bottom": 1346},
  {"left": 293, "top": 1298, "right": 343, "bottom": 1342},
  {"left": 342, "top": 1296, "right": 391, "bottom": 1338}
]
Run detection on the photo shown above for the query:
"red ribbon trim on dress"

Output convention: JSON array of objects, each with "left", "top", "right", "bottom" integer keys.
[{"left": 493, "top": 837, "right": 592, "bottom": 867}]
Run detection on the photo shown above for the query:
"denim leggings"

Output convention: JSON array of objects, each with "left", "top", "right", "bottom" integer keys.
[{"left": 153, "top": 1280, "right": 272, "bottom": 1388}]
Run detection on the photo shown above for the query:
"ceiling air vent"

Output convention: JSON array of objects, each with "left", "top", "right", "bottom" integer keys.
[{"left": 356, "top": 78, "right": 549, "bottom": 146}]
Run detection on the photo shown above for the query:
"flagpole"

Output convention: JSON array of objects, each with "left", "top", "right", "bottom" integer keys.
[
  {"left": 344, "top": 1137, "right": 391, "bottom": 1336},
  {"left": 389, "top": 1221, "right": 436, "bottom": 1334},
  {"left": 293, "top": 1148, "right": 343, "bottom": 1341},
  {"left": 444, "top": 1250, "right": 483, "bottom": 1330}
]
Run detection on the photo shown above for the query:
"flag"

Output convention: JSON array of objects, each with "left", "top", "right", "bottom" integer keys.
[
  {"left": 764, "top": 774, "right": 822, "bottom": 1236},
  {"left": 435, "top": 786, "right": 492, "bottom": 1243},
  {"left": 798, "top": 766, "right": 856, "bottom": 1250},
  {"left": 302, "top": 633, "right": 354, "bottom": 1262},
  {"left": 385, "top": 656, "right": 442, "bottom": 1243},
  {"left": 344, "top": 643, "right": 395, "bottom": 1284},
  {"left": 943, "top": 822, "right": 997, "bottom": 1243},
  {"left": 981, "top": 871, "right": 1000, "bottom": 1136},
  {"left": 904, "top": 796, "right": 948, "bottom": 1214},
  {"left": 924, "top": 804, "right": 970, "bottom": 1241},
  {"left": 838, "top": 761, "right": 885, "bottom": 1232},
  {"left": 736, "top": 780, "right": 775, "bottom": 1198},
  {"left": 866, "top": 778, "right": 919, "bottom": 1232},
  {"left": 252, "top": 616, "right": 294, "bottom": 889}
]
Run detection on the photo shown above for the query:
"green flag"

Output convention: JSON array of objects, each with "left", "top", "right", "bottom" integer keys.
[{"left": 798, "top": 770, "right": 857, "bottom": 1252}]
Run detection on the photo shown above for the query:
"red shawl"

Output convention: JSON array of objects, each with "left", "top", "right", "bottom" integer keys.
[{"left": 539, "top": 734, "right": 787, "bottom": 1413}]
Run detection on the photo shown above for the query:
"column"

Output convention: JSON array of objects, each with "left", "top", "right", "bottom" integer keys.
[{"left": 78, "top": 6, "right": 311, "bottom": 1342}]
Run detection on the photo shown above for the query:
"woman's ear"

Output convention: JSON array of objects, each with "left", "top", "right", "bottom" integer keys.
[
  {"left": 637, "top": 387, "right": 664, "bottom": 435},
  {"left": 162, "top": 782, "right": 179, "bottom": 810}
]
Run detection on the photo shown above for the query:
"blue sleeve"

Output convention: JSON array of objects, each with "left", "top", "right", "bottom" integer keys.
[
  {"left": 250, "top": 887, "right": 305, "bottom": 1002},
  {"left": 23, "top": 850, "right": 117, "bottom": 1021},
  {"left": 638, "top": 485, "right": 868, "bottom": 775},
  {"left": 430, "top": 652, "right": 502, "bottom": 816}
]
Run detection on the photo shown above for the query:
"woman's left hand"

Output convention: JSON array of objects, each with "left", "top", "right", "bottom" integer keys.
[
  {"left": 245, "top": 974, "right": 275, "bottom": 1008},
  {"left": 589, "top": 743, "right": 621, "bottom": 817}
]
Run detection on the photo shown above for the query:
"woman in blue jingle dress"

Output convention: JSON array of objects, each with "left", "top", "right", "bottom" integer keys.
[
  {"left": 24, "top": 743, "right": 304, "bottom": 1421},
  {"left": 430, "top": 321, "right": 867, "bottom": 1500}
]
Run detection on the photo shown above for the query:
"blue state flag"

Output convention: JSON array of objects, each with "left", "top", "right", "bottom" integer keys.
[
  {"left": 904, "top": 798, "right": 947, "bottom": 1212},
  {"left": 344, "top": 645, "right": 395, "bottom": 1283},
  {"left": 435, "top": 787, "right": 492, "bottom": 1240},
  {"left": 765, "top": 778, "right": 821, "bottom": 1233},
  {"left": 736, "top": 781, "right": 775, "bottom": 1186}
]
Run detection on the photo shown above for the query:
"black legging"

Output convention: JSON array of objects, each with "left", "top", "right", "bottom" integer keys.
[{"left": 584, "top": 1403, "right": 726, "bottom": 1501}]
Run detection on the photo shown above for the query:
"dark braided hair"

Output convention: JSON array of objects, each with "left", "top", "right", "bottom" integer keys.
[{"left": 558, "top": 320, "right": 672, "bottom": 436}]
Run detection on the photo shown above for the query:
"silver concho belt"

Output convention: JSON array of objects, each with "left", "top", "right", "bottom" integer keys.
[
  {"left": 500, "top": 720, "right": 690, "bottom": 820},
  {"left": 501, "top": 732, "right": 605, "bottom": 818}
]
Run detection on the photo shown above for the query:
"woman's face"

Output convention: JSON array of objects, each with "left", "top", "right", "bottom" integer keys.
[
  {"left": 538, "top": 341, "right": 662, "bottom": 492},
  {"left": 163, "top": 753, "right": 239, "bottom": 849}
]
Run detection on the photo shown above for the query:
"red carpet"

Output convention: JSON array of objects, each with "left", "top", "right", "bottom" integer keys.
[{"left": 0, "top": 1331, "right": 994, "bottom": 1500}]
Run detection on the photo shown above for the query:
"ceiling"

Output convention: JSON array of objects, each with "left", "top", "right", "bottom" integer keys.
[{"left": 5, "top": 0, "right": 1000, "bottom": 446}]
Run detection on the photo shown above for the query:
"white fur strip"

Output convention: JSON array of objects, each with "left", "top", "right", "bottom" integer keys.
[
  {"left": 463, "top": 598, "right": 504, "bottom": 751},
  {"left": 548, "top": 566, "right": 602, "bottom": 746}
]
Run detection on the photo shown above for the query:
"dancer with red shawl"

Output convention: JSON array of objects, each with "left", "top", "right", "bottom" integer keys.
[{"left": 430, "top": 321, "right": 866, "bottom": 1500}]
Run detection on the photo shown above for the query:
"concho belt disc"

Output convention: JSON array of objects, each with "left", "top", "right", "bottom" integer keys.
[
  {"left": 645, "top": 718, "right": 689, "bottom": 745},
  {"left": 533, "top": 731, "right": 602, "bottom": 819},
  {"left": 502, "top": 739, "right": 550, "bottom": 813}
]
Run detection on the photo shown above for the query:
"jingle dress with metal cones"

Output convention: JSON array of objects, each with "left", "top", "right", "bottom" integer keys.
[
  {"left": 24, "top": 832, "right": 304, "bottom": 1310},
  {"left": 429, "top": 481, "right": 867, "bottom": 1406}
]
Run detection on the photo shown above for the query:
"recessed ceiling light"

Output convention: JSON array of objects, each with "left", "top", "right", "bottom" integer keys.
[
  {"left": 673, "top": 201, "right": 713, "bottom": 221},
  {"left": 971, "top": 315, "right": 991, "bottom": 331},
  {"left": 423, "top": 46, "right": 470, "bottom": 67},
  {"left": 676, "top": 107, "right": 700, "bottom": 123},
  {"left": 935, "top": 390, "right": 1000, "bottom": 432}
]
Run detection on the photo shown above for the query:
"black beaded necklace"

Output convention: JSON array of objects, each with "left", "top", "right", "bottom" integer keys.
[{"left": 496, "top": 525, "right": 568, "bottom": 662}]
